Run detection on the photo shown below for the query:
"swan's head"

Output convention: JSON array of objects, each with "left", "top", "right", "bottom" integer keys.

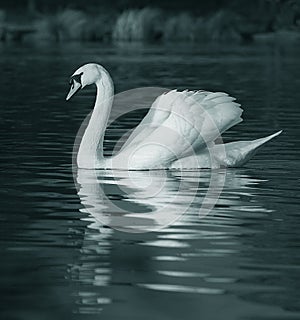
[{"left": 66, "top": 63, "right": 102, "bottom": 101}]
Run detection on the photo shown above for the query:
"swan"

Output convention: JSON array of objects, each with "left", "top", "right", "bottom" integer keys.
[{"left": 66, "top": 63, "right": 281, "bottom": 170}]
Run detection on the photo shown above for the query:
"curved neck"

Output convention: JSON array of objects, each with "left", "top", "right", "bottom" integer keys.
[{"left": 77, "top": 71, "right": 114, "bottom": 168}]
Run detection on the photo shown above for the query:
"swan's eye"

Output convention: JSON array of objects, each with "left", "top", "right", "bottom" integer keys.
[{"left": 69, "top": 72, "right": 83, "bottom": 86}]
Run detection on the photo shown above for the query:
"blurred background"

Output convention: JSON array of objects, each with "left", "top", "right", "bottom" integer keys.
[{"left": 0, "top": 0, "right": 300, "bottom": 43}]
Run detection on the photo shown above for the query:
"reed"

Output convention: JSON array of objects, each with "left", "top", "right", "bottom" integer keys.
[
  {"left": 163, "top": 13, "right": 195, "bottom": 41},
  {"left": 34, "top": 9, "right": 87, "bottom": 41},
  {"left": 0, "top": 10, "right": 5, "bottom": 41},
  {"left": 112, "top": 8, "right": 163, "bottom": 41},
  {"left": 205, "top": 10, "right": 242, "bottom": 42},
  {"left": 113, "top": 9, "right": 244, "bottom": 43},
  {"left": 3, "top": 4, "right": 298, "bottom": 44},
  {"left": 82, "top": 13, "right": 116, "bottom": 41}
]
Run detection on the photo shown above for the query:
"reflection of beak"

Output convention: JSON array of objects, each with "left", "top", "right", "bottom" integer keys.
[{"left": 66, "top": 81, "right": 82, "bottom": 101}]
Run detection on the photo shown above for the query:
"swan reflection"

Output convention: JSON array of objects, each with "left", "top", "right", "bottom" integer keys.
[
  {"left": 76, "top": 169, "right": 206, "bottom": 232},
  {"left": 72, "top": 169, "right": 276, "bottom": 316},
  {"left": 75, "top": 168, "right": 265, "bottom": 233}
]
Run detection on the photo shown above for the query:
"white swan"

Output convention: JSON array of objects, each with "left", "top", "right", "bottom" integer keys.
[{"left": 66, "top": 63, "right": 281, "bottom": 170}]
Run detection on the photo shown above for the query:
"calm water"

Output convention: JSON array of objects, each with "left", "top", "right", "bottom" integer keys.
[{"left": 0, "top": 42, "right": 300, "bottom": 320}]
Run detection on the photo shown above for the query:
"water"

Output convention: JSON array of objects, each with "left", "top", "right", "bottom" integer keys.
[{"left": 0, "top": 42, "right": 300, "bottom": 320}]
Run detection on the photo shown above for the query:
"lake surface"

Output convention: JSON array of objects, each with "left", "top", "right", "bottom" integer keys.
[{"left": 0, "top": 41, "right": 299, "bottom": 320}]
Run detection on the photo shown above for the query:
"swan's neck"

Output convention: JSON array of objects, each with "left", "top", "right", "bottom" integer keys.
[{"left": 77, "top": 71, "right": 113, "bottom": 168}]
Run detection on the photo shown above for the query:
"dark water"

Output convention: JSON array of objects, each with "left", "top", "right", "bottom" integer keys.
[{"left": 0, "top": 42, "right": 299, "bottom": 320}]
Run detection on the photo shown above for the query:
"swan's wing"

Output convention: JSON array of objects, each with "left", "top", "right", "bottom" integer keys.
[
  {"left": 120, "top": 90, "right": 176, "bottom": 151},
  {"left": 116, "top": 90, "right": 243, "bottom": 169}
]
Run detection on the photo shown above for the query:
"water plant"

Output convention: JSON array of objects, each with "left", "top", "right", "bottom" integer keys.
[
  {"left": 82, "top": 13, "right": 116, "bottom": 41},
  {"left": 205, "top": 9, "right": 242, "bottom": 42},
  {"left": 163, "top": 13, "right": 195, "bottom": 41},
  {"left": 112, "top": 8, "right": 163, "bottom": 41},
  {"left": 0, "top": 9, "right": 6, "bottom": 41},
  {"left": 4, "top": 3, "right": 299, "bottom": 44},
  {"left": 34, "top": 9, "right": 87, "bottom": 42}
]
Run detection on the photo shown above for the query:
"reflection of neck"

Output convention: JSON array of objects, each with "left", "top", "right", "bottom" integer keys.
[{"left": 77, "top": 71, "right": 114, "bottom": 168}]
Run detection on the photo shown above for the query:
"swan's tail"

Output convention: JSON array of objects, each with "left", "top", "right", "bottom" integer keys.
[{"left": 215, "top": 130, "right": 282, "bottom": 167}]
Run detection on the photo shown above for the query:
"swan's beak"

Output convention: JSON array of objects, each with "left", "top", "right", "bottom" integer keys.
[{"left": 66, "top": 80, "right": 82, "bottom": 101}]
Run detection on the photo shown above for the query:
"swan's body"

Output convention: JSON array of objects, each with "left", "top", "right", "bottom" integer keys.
[{"left": 67, "top": 63, "right": 281, "bottom": 170}]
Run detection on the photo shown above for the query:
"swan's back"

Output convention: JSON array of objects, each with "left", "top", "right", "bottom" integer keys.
[{"left": 113, "top": 90, "right": 243, "bottom": 169}]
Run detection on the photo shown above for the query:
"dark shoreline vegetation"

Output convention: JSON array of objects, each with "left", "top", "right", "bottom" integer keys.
[{"left": 0, "top": 2, "right": 300, "bottom": 44}]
